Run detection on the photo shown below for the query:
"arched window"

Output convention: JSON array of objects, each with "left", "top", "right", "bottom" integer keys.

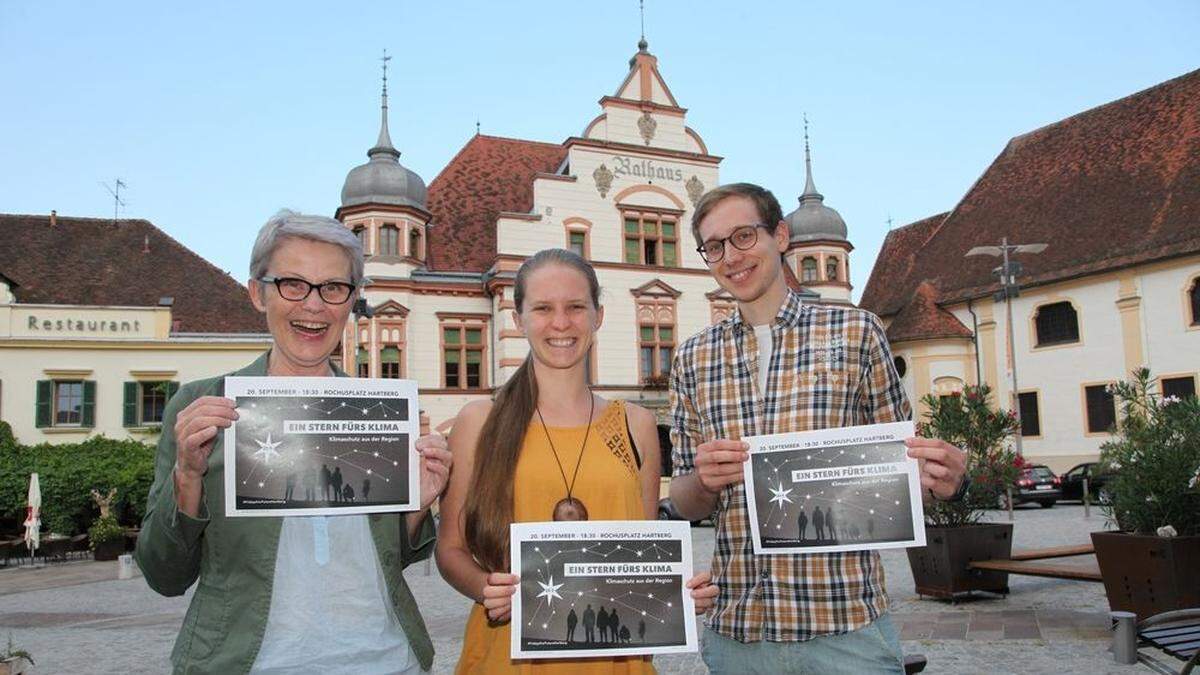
[
  {"left": 409, "top": 228, "right": 423, "bottom": 260},
  {"left": 892, "top": 356, "right": 907, "bottom": 378},
  {"left": 801, "top": 257, "right": 818, "bottom": 283},
  {"left": 379, "top": 224, "right": 399, "bottom": 256},
  {"left": 1190, "top": 278, "right": 1200, "bottom": 325},
  {"left": 1034, "top": 301, "right": 1080, "bottom": 346},
  {"left": 380, "top": 346, "right": 402, "bottom": 378},
  {"left": 352, "top": 226, "right": 368, "bottom": 254},
  {"left": 826, "top": 257, "right": 839, "bottom": 281}
]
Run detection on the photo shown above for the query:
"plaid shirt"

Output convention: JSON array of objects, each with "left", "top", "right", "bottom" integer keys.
[{"left": 670, "top": 289, "right": 911, "bottom": 642}]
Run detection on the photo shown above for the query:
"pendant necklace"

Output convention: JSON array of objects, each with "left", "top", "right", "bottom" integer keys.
[{"left": 536, "top": 393, "right": 594, "bottom": 521}]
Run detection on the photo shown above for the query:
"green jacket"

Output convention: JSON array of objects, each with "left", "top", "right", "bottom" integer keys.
[{"left": 135, "top": 352, "right": 436, "bottom": 673}]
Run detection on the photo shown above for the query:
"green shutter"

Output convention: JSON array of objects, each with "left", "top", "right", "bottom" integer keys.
[
  {"left": 381, "top": 346, "right": 400, "bottom": 363},
  {"left": 465, "top": 328, "right": 482, "bottom": 345},
  {"left": 624, "top": 239, "right": 640, "bottom": 264},
  {"left": 640, "top": 326, "right": 654, "bottom": 342},
  {"left": 662, "top": 242, "right": 677, "bottom": 266},
  {"left": 35, "top": 380, "right": 52, "bottom": 428},
  {"left": 81, "top": 380, "right": 97, "bottom": 428},
  {"left": 466, "top": 350, "right": 482, "bottom": 364},
  {"left": 123, "top": 381, "right": 138, "bottom": 427}
]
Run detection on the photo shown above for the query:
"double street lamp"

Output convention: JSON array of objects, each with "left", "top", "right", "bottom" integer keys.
[{"left": 965, "top": 237, "right": 1047, "bottom": 457}]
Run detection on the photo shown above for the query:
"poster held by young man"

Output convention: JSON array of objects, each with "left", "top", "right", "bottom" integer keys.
[{"left": 743, "top": 421, "right": 925, "bottom": 555}]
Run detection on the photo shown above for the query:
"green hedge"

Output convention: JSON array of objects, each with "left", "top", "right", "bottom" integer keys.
[{"left": 0, "top": 421, "right": 156, "bottom": 536}]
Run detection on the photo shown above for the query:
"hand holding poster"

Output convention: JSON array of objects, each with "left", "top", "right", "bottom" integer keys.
[
  {"left": 222, "top": 376, "right": 420, "bottom": 517},
  {"left": 509, "top": 520, "right": 697, "bottom": 660},
  {"left": 743, "top": 421, "right": 925, "bottom": 555}
]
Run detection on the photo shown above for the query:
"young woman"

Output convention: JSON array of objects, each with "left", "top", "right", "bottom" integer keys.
[{"left": 436, "top": 248, "right": 716, "bottom": 673}]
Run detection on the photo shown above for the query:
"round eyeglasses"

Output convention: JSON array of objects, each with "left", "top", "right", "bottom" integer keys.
[
  {"left": 696, "top": 224, "right": 775, "bottom": 263},
  {"left": 258, "top": 276, "right": 355, "bottom": 305}
]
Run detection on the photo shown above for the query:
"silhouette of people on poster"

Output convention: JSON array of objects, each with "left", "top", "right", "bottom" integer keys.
[
  {"left": 362, "top": 478, "right": 371, "bottom": 502},
  {"left": 609, "top": 608, "right": 620, "bottom": 643},
  {"left": 868, "top": 518, "right": 876, "bottom": 539},
  {"left": 597, "top": 606, "right": 609, "bottom": 642},
  {"left": 566, "top": 608, "right": 578, "bottom": 643},
  {"left": 341, "top": 482, "right": 355, "bottom": 502},
  {"left": 321, "top": 464, "right": 332, "bottom": 501},
  {"left": 331, "top": 466, "right": 343, "bottom": 503},
  {"left": 813, "top": 506, "right": 826, "bottom": 540},
  {"left": 583, "top": 604, "right": 596, "bottom": 643},
  {"left": 303, "top": 466, "right": 317, "bottom": 501},
  {"left": 638, "top": 618, "right": 646, "bottom": 642},
  {"left": 797, "top": 507, "right": 808, "bottom": 540},
  {"left": 284, "top": 470, "right": 296, "bottom": 501},
  {"left": 825, "top": 508, "right": 836, "bottom": 543},
  {"left": 620, "top": 625, "right": 630, "bottom": 643}
]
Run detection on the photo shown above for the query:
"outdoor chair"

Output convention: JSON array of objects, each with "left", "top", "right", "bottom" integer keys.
[
  {"left": 1112, "top": 608, "right": 1200, "bottom": 674},
  {"left": 70, "top": 533, "right": 90, "bottom": 559},
  {"left": 41, "top": 536, "right": 71, "bottom": 563}
]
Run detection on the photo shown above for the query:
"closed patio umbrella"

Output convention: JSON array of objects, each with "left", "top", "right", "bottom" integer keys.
[{"left": 22, "top": 473, "right": 41, "bottom": 563}]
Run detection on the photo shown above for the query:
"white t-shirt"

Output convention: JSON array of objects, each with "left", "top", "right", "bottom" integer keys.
[
  {"left": 753, "top": 324, "right": 773, "bottom": 397},
  {"left": 250, "top": 515, "right": 424, "bottom": 675}
]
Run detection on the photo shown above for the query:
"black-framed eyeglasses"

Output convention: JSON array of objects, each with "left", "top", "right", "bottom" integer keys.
[
  {"left": 258, "top": 276, "right": 356, "bottom": 305},
  {"left": 696, "top": 223, "right": 775, "bottom": 263}
]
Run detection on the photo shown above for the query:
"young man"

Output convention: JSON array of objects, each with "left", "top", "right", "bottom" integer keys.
[{"left": 669, "top": 183, "right": 967, "bottom": 674}]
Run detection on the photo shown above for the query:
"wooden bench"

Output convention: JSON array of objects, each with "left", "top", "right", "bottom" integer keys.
[
  {"left": 968, "top": 543, "right": 1102, "bottom": 582},
  {"left": 1113, "top": 608, "right": 1200, "bottom": 674}
]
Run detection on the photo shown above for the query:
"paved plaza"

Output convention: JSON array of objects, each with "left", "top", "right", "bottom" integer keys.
[{"left": 0, "top": 505, "right": 1149, "bottom": 673}]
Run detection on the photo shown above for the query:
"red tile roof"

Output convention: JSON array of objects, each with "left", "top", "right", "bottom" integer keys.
[
  {"left": 861, "top": 68, "right": 1200, "bottom": 325},
  {"left": 0, "top": 214, "right": 266, "bottom": 333},
  {"left": 425, "top": 134, "right": 568, "bottom": 272},
  {"left": 884, "top": 281, "right": 972, "bottom": 343}
]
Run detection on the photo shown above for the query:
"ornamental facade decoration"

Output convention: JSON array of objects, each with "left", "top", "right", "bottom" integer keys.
[
  {"left": 592, "top": 163, "right": 614, "bottom": 197},
  {"left": 686, "top": 175, "right": 705, "bottom": 205},
  {"left": 637, "top": 111, "right": 657, "bottom": 145}
]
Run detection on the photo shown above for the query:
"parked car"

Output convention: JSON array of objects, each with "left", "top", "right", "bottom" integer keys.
[
  {"left": 1005, "top": 464, "right": 1061, "bottom": 508},
  {"left": 1059, "top": 462, "right": 1114, "bottom": 503}
]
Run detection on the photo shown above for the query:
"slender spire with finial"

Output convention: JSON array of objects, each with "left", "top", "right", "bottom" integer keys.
[
  {"left": 369, "top": 49, "right": 399, "bottom": 159},
  {"left": 800, "top": 113, "right": 823, "bottom": 202},
  {"left": 476, "top": 118, "right": 481, "bottom": 136}
]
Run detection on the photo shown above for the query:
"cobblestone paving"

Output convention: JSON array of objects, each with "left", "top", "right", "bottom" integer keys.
[{"left": 0, "top": 504, "right": 1166, "bottom": 674}]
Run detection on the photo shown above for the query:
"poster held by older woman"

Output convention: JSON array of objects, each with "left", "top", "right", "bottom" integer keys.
[{"left": 223, "top": 376, "right": 420, "bottom": 516}]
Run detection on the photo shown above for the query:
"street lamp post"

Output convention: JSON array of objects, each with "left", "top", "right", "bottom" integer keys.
[{"left": 965, "top": 237, "right": 1047, "bottom": 457}]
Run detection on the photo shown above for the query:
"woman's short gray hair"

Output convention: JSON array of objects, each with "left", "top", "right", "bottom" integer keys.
[{"left": 249, "top": 209, "right": 365, "bottom": 286}]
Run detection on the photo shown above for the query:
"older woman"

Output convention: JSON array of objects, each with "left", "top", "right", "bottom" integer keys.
[{"left": 136, "top": 209, "right": 451, "bottom": 674}]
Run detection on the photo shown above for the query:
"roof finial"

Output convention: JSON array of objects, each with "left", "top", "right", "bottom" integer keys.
[
  {"left": 369, "top": 49, "right": 399, "bottom": 159},
  {"left": 800, "top": 113, "right": 822, "bottom": 202},
  {"left": 637, "top": 0, "right": 648, "bottom": 52},
  {"left": 476, "top": 118, "right": 481, "bottom": 136}
]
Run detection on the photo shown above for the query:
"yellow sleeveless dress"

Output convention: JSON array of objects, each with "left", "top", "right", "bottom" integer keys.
[{"left": 455, "top": 399, "right": 656, "bottom": 674}]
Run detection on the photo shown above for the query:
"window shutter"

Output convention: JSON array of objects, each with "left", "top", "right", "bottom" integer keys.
[
  {"left": 35, "top": 380, "right": 52, "bottom": 428},
  {"left": 81, "top": 380, "right": 97, "bottom": 427},
  {"left": 123, "top": 382, "right": 138, "bottom": 427}
]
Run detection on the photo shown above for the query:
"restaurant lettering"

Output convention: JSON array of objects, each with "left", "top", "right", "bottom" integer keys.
[
  {"left": 611, "top": 155, "right": 684, "bottom": 182},
  {"left": 28, "top": 316, "right": 141, "bottom": 333}
]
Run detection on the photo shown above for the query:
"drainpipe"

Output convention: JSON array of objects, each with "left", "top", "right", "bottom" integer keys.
[{"left": 967, "top": 298, "right": 982, "bottom": 387}]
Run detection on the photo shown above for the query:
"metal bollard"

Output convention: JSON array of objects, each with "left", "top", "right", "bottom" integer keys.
[
  {"left": 1111, "top": 611, "right": 1137, "bottom": 664},
  {"left": 1007, "top": 487, "right": 1014, "bottom": 521},
  {"left": 1083, "top": 478, "right": 1090, "bottom": 518},
  {"left": 118, "top": 553, "right": 135, "bottom": 580}
]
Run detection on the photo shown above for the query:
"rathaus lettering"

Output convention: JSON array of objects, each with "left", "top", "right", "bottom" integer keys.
[
  {"left": 28, "top": 316, "right": 141, "bottom": 333},
  {"left": 611, "top": 156, "right": 684, "bottom": 182}
]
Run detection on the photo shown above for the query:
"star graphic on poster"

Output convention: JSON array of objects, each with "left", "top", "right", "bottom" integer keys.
[
  {"left": 769, "top": 482, "right": 794, "bottom": 508},
  {"left": 253, "top": 433, "right": 283, "bottom": 464},
  {"left": 536, "top": 575, "right": 564, "bottom": 606}
]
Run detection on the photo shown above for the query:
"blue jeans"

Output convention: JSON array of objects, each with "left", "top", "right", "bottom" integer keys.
[{"left": 701, "top": 614, "right": 904, "bottom": 675}]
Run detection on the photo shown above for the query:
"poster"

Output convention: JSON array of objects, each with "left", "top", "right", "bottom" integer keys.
[
  {"left": 222, "top": 376, "right": 420, "bottom": 517},
  {"left": 742, "top": 421, "right": 925, "bottom": 555},
  {"left": 509, "top": 520, "right": 698, "bottom": 660}
]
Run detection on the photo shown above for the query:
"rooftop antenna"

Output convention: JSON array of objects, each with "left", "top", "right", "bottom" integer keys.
[
  {"left": 887, "top": 214, "right": 894, "bottom": 229},
  {"left": 640, "top": 0, "right": 645, "bottom": 42},
  {"left": 102, "top": 178, "right": 127, "bottom": 226}
]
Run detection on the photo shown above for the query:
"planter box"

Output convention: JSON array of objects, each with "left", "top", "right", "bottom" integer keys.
[
  {"left": 93, "top": 538, "right": 124, "bottom": 562},
  {"left": 0, "top": 656, "right": 32, "bottom": 675},
  {"left": 907, "top": 523, "right": 1013, "bottom": 599},
  {"left": 1092, "top": 531, "right": 1200, "bottom": 618}
]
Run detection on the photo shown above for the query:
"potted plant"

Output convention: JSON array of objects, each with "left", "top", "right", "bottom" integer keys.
[
  {"left": 1092, "top": 367, "right": 1200, "bottom": 618},
  {"left": 0, "top": 634, "right": 33, "bottom": 675},
  {"left": 906, "top": 385, "right": 1021, "bottom": 599},
  {"left": 88, "top": 514, "right": 125, "bottom": 561}
]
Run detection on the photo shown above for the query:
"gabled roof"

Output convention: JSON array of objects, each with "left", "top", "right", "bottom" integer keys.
[
  {"left": 0, "top": 214, "right": 266, "bottom": 333},
  {"left": 861, "top": 68, "right": 1200, "bottom": 323},
  {"left": 425, "top": 134, "right": 567, "bottom": 273},
  {"left": 884, "top": 282, "right": 972, "bottom": 343}
]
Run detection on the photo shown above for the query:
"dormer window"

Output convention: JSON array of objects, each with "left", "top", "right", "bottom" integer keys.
[
  {"left": 379, "top": 223, "right": 399, "bottom": 256},
  {"left": 801, "top": 257, "right": 818, "bottom": 283}
]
